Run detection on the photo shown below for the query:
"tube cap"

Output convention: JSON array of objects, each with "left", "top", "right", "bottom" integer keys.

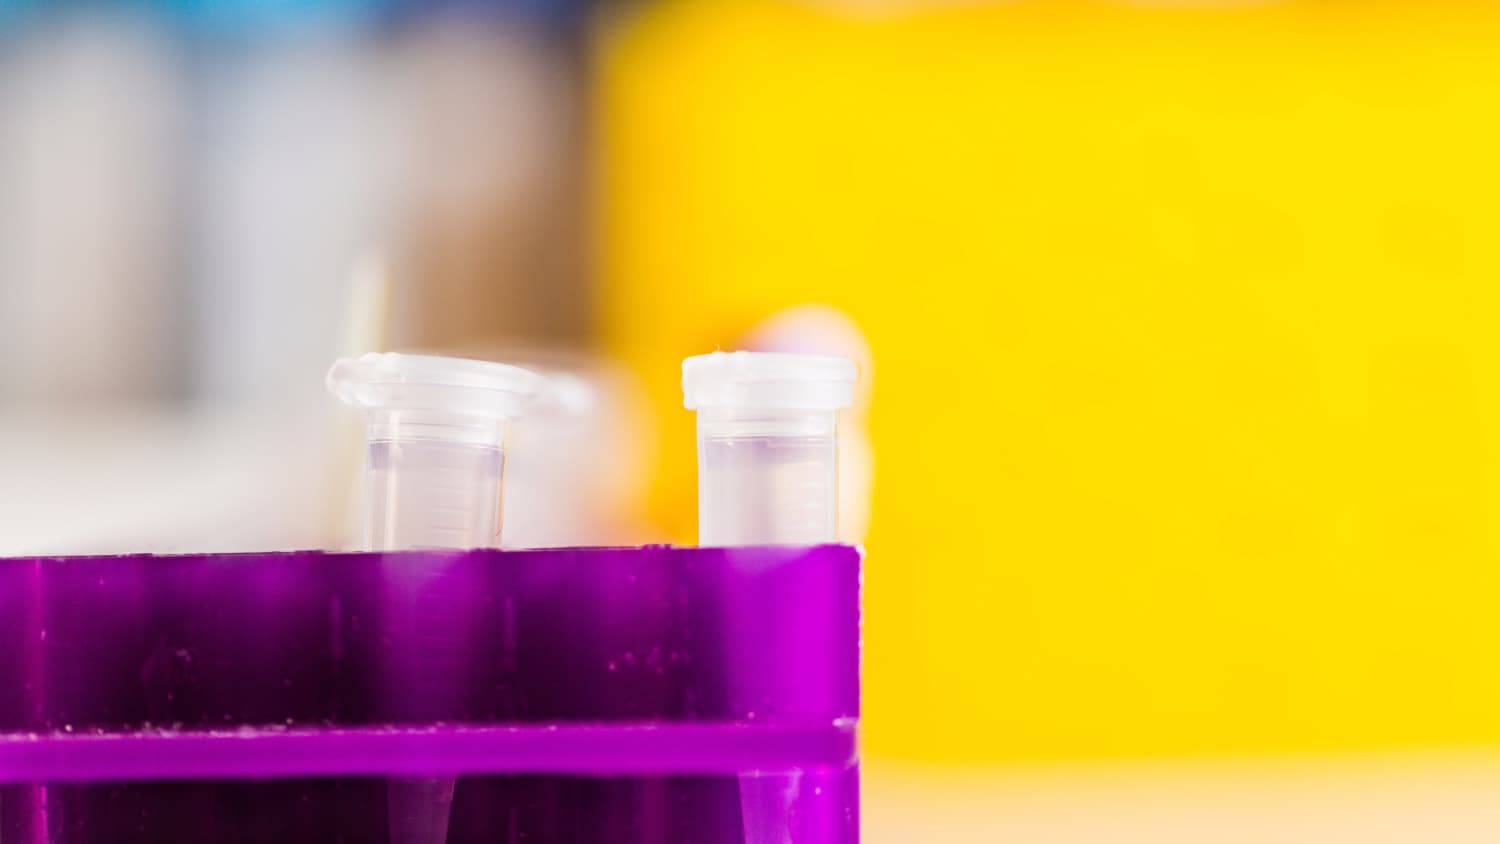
[
  {"left": 682, "top": 351, "right": 857, "bottom": 411},
  {"left": 327, "top": 352, "right": 543, "bottom": 420}
]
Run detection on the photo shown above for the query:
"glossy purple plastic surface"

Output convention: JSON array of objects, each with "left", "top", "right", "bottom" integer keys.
[{"left": 0, "top": 545, "right": 860, "bottom": 843}]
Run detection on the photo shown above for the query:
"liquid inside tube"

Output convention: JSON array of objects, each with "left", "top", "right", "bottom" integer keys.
[
  {"left": 698, "top": 434, "right": 837, "bottom": 546},
  {"left": 366, "top": 439, "right": 505, "bottom": 551}
]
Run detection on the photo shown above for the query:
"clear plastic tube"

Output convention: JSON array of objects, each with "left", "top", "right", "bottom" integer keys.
[
  {"left": 684, "top": 351, "right": 858, "bottom": 844},
  {"left": 683, "top": 351, "right": 857, "bottom": 546},
  {"left": 327, "top": 352, "right": 541, "bottom": 844},
  {"left": 327, "top": 352, "right": 542, "bottom": 551}
]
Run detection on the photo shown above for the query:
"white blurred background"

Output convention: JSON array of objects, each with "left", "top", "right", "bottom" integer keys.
[{"left": 0, "top": 0, "right": 621, "bottom": 556}]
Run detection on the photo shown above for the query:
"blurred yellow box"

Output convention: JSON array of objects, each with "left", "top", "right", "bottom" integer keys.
[{"left": 598, "top": 0, "right": 1500, "bottom": 762}]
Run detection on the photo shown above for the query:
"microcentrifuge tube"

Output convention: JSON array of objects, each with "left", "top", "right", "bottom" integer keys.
[
  {"left": 684, "top": 350, "right": 859, "bottom": 844},
  {"left": 682, "top": 351, "right": 858, "bottom": 546},
  {"left": 327, "top": 351, "right": 541, "bottom": 844}
]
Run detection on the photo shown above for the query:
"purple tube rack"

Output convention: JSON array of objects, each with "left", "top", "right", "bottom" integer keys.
[{"left": 0, "top": 545, "right": 860, "bottom": 843}]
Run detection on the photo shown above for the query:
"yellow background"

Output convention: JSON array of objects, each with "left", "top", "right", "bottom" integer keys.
[{"left": 597, "top": 0, "right": 1500, "bottom": 762}]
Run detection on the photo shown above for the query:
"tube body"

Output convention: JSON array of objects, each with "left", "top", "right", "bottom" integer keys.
[
  {"left": 696, "top": 407, "right": 838, "bottom": 546},
  {"left": 363, "top": 414, "right": 506, "bottom": 551}
]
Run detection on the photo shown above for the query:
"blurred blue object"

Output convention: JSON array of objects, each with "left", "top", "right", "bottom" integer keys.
[
  {"left": 0, "top": 0, "right": 39, "bottom": 28},
  {"left": 0, "top": 0, "right": 594, "bottom": 33},
  {"left": 165, "top": 0, "right": 392, "bottom": 32},
  {"left": 393, "top": 0, "right": 593, "bottom": 27}
]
